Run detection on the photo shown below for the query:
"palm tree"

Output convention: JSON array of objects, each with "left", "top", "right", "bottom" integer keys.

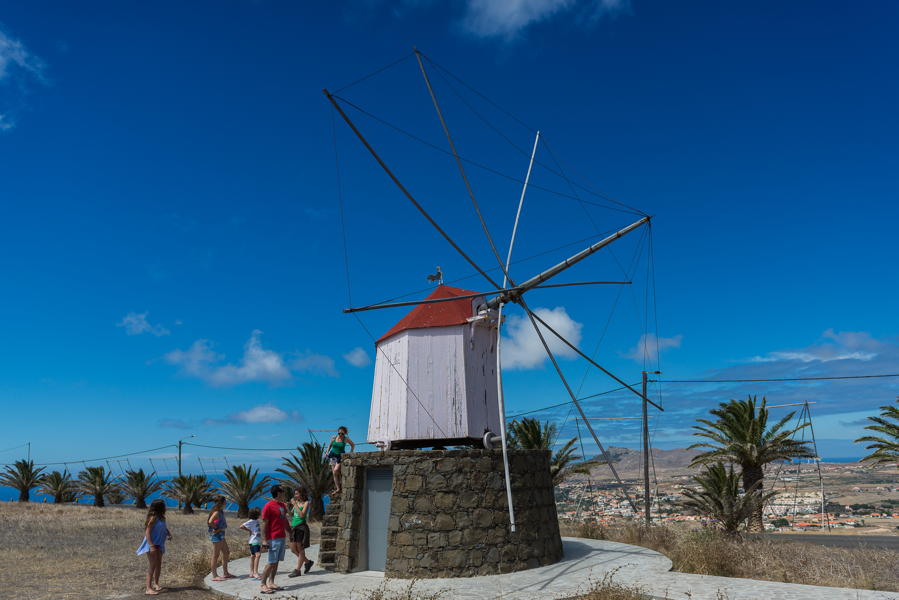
[
  {"left": 121, "top": 469, "right": 164, "bottom": 509},
  {"left": 219, "top": 464, "right": 272, "bottom": 517},
  {"left": 277, "top": 442, "right": 331, "bottom": 520},
  {"left": 855, "top": 401, "right": 899, "bottom": 466},
  {"left": 37, "top": 470, "right": 80, "bottom": 503},
  {"left": 681, "top": 462, "right": 776, "bottom": 536},
  {"left": 0, "top": 459, "right": 46, "bottom": 502},
  {"left": 689, "top": 396, "right": 814, "bottom": 531},
  {"left": 507, "top": 418, "right": 582, "bottom": 485},
  {"left": 106, "top": 486, "right": 127, "bottom": 505},
  {"left": 77, "top": 466, "right": 119, "bottom": 507},
  {"left": 164, "top": 474, "right": 215, "bottom": 514}
]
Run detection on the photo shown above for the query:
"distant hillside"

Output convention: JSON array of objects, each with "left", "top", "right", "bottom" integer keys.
[{"left": 584, "top": 446, "right": 701, "bottom": 476}]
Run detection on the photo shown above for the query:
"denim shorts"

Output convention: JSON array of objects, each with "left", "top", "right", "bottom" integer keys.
[
  {"left": 209, "top": 531, "right": 225, "bottom": 543},
  {"left": 267, "top": 537, "right": 286, "bottom": 563}
]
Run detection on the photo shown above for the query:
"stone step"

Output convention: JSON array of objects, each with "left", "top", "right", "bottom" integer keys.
[
  {"left": 322, "top": 514, "right": 338, "bottom": 526},
  {"left": 320, "top": 538, "right": 336, "bottom": 552},
  {"left": 318, "top": 550, "right": 337, "bottom": 569},
  {"left": 320, "top": 526, "right": 338, "bottom": 538}
]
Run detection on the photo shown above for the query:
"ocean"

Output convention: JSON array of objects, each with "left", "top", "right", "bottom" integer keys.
[{"left": 0, "top": 472, "right": 332, "bottom": 510}]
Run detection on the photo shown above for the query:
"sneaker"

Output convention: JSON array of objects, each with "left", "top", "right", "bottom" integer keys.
[
  {"left": 304, "top": 559, "right": 314, "bottom": 574},
  {"left": 287, "top": 569, "right": 302, "bottom": 578}
]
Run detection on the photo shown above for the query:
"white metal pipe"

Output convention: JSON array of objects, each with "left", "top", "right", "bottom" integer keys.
[
  {"left": 487, "top": 215, "right": 649, "bottom": 308},
  {"left": 495, "top": 131, "right": 540, "bottom": 533}
]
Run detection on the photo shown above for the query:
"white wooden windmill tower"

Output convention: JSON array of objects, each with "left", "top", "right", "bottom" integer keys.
[{"left": 368, "top": 284, "right": 501, "bottom": 449}]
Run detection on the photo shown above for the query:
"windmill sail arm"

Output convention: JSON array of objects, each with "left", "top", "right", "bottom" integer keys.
[
  {"left": 528, "top": 309, "right": 663, "bottom": 411},
  {"left": 487, "top": 215, "right": 650, "bottom": 308}
]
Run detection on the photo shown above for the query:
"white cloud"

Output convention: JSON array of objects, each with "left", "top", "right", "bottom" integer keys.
[
  {"left": 118, "top": 312, "right": 170, "bottom": 336},
  {"left": 0, "top": 27, "right": 44, "bottom": 81},
  {"left": 204, "top": 403, "right": 301, "bottom": 426},
  {"left": 343, "top": 346, "right": 372, "bottom": 368},
  {"left": 0, "top": 26, "right": 47, "bottom": 132},
  {"left": 502, "top": 306, "right": 583, "bottom": 369},
  {"left": 750, "top": 329, "right": 883, "bottom": 364},
  {"left": 291, "top": 352, "right": 339, "bottom": 377},
  {"left": 164, "top": 330, "right": 292, "bottom": 387},
  {"left": 460, "top": 0, "right": 627, "bottom": 40},
  {"left": 624, "top": 333, "right": 683, "bottom": 362}
]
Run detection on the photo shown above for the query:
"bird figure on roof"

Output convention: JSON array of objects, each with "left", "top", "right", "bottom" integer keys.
[{"left": 426, "top": 265, "right": 443, "bottom": 285}]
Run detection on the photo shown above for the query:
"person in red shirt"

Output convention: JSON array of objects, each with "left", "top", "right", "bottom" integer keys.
[{"left": 259, "top": 484, "right": 289, "bottom": 595}]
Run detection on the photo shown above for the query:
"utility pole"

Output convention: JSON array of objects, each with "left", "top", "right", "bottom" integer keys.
[
  {"left": 26, "top": 442, "right": 30, "bottom": 462},
  {"left": 642, "top": 371, "right": 661, "bottom": 526},
  {"left": 177, "top": 434, "right": 196, "bottom": 478}
]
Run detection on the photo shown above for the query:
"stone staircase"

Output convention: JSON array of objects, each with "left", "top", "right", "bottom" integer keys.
[{"left": 318, "top": 492, "right": 340, "bottom": 571}]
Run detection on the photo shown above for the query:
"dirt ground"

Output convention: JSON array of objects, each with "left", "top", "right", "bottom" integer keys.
[{"left": 0, "top": 502, "right": 320, "bottom": 600}]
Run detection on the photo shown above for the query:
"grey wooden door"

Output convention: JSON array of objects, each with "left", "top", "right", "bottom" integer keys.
[{"left": 364, "top": 468, "right": 393, "bottom": 571}]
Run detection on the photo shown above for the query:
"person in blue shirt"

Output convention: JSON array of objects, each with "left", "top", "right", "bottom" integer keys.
[{"left": 136, "top": 499, "right": 172, "bottom": 595}]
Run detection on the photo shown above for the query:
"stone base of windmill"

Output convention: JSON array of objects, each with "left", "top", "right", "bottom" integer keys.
[{"left": 317, "top": 448, "right": 563, "bottom": 578}]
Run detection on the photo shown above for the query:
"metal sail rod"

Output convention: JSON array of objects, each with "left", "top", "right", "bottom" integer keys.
[
  {"left": 487, "top": 215, "right": 650, "bottom": 308},
  {"left": 527, "top": 310, "right": 663, "bottom": 411},
  {"left": 414, "top": 48, "right": 509, "bottom": 279},
  {"left": 344, "top": 280, "right": 630, "bottom": 314},
  {"left": 518, "top": 296, "right": 640, "bottom": 514},
  {"left": 494, "top": 131, "right": 539, "bottom": 533},
  {"left": 323, "top": 88, "right": 501, "bottom": 290}
]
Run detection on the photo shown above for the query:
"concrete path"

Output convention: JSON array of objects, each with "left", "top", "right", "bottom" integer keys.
[{"left": 205, "top": 538, "right": 899, "bottom": 600}]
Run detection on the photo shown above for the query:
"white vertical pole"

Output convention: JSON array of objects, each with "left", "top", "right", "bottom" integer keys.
[{"left": 495, "top": 131, "right": 540, "bottom": 532}]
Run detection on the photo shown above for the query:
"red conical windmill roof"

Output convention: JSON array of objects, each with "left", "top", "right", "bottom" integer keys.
[{"left": 377, "top": 285, "right": 481, "bottom": 343}]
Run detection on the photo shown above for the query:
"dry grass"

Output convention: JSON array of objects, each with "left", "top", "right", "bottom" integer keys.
[
  {"left": 360, "top": 581, "right": 447, "bottom": 600},
  {"left": 562, "top": 520, "right": 899, "bottom": 592},
  {"left": 575, "top": 570, "right": 653, "bottom": 600},
  {"left": 0, "top": 502, "right": 267, "bottom": 599}
]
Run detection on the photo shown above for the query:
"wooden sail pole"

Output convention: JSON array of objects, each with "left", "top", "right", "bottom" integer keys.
[
  {"left": 414, "top": 48, "right": 508, "bottom": 276},
  {"left": 517, "top": 295, "right": 640, "bottom": 514},
  {"left": 494, "top": 131, "right": 540, "bottom": 532},
  {"left": 343, "top": 281, "right": 632, "bottom": 314},
  {"left": 323, "top": 89, "right": 502, "bottom": 290},
  {"left": 527, "top": 310, "right": 663, "bottom": 411},
  {"left": 487, "top": 216, "right": 650, "bottom": 308}
]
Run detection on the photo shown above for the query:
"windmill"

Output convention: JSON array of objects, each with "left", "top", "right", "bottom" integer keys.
[{"left": 325, "top": 48, "right": 662, "bottom": 532}]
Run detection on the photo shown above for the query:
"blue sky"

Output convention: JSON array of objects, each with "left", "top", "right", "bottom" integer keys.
[{"left": 1, "top": 1, "right": 897, "bottom": 473}]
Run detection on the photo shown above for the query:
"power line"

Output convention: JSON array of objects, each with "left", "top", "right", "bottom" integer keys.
[
  {"left": 36, "top": 443, "right": 177, "bottom": 466},
  {"left": 0, "top": 443, "right": 28, "bottom": 454},
  {"left": 653, "top": 373, "right": 899, "bottom": 384},
  {"left": 184, "top": 442, "right": 296, "bottom": 452}
]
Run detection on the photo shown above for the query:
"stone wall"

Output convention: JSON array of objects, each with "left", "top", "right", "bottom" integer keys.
[{"left": 319, "top": 448, "right": 563, "bottom": 578}]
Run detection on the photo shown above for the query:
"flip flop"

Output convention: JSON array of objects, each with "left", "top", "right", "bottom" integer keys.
[
  {"left": 212, "top": 577, "right": 226, "bottom": 582},
  {"left": 259, "top": 589, "right": 274, "bottom": 595},
  {"left": 223, "top": 574, "right": 237, "bottom": 579}
]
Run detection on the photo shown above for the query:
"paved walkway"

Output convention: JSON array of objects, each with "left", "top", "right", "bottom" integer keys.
[{"left": 205, "top": 538, "right": 899, "bottom": 600}]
